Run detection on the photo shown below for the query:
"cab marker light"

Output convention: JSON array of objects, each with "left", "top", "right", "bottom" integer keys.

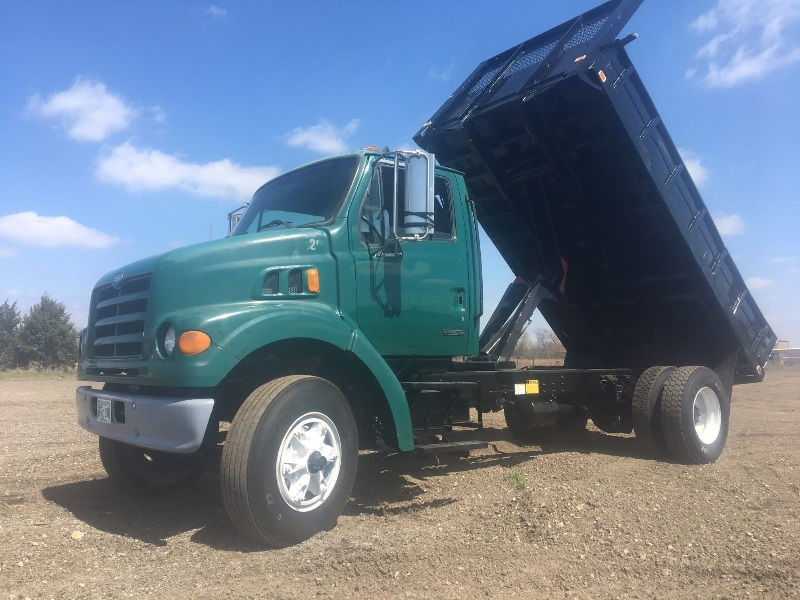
[{"left": 306, "top": 268, "right": 321, "bottom": 294}]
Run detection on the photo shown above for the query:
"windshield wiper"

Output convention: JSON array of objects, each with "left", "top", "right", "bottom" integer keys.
[{"left": 258, "top": 219, "right": 294, "bottom": 231}]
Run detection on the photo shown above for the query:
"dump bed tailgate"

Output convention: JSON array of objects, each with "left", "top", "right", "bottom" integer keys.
[{"left": 414, "top": 0, "right": 775, "bottom": 381}]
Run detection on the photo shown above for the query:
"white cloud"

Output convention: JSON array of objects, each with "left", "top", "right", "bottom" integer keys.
[
  {"left": 206, "top": 4, "right": 227, "bottom": 17},
  {"left": 713, "top": 213, "right": 745, "bottom": 236},
  {"left": 96, "top": 142, "right": 279, "bottom": 201},
  {"left": 428, "top": 64, "right": 454, "bottom": 82},
  {"left": 0, "top": 212, "right": 118, "bottom": 249},
  {"left": 0, "top": 247, "right": 17, "bottom": 258},
  {"left": 771, "top": 255, "right": 798, "bottom": 264},
  {"left": 687, "top": 0, "right": 800, "bottom": 88},
  {"left": 747, "top": 276, "right": 774, "bottom": 289},
  {"left": 286, "top": 119, "right": 360, "bottom": 155},
  {"left": 28, "top": 79, "right": 136, "bottom": 142},
  {"left": 771, "top": 256, "right": 800, "bottom": 275},
  {"left": 678, "top": 147, "right": 710, "bottom": 187}
]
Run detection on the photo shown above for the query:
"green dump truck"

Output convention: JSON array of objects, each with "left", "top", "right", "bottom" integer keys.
[{"left": 76, "top": 0, "right": 775, "bottom": 545}]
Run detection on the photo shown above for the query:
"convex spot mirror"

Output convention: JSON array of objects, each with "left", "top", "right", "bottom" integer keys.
[
  {"left": 227, "top": 204, "right": 248, "bottom": 236},
  {"left": 395, "top": 151, "right": 435, "bottom": 239}
]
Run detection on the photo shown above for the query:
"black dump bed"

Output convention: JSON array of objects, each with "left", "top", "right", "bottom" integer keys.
[{"left": 414, "top": 0, "right": 775, "bottom": 382}]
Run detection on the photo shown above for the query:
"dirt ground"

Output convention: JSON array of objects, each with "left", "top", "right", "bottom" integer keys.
[{"left": 1, "top": 370, "right": 798, "bottom": 599}]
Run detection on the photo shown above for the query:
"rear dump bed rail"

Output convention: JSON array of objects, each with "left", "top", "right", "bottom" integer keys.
[{"left": 415, "top": 0, "right": 774, "bottom": 382}]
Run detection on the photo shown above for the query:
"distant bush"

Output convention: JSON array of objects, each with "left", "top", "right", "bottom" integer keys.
[
  {"left": 0, "top": 300, "right": 21, "bottom": 369},
  {"left": 514, "top": 327, "right": 566, "bottom": 360},
  {"left": 0, "top": 295, "right": 78, "bottom": 370}
]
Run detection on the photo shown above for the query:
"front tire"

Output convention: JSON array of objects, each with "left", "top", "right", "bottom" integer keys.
[
  {"left": 221, "top": 375, "right": 358, "bottom": 546},
  {"left": 660, "top": 366, "right": 730, "bottom": 464}
]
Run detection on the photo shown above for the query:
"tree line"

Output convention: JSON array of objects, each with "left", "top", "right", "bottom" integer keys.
[
  {"left": 514, "top": 328, "right": 566, "bottom": 360},
  {"left": 0, "top": 295, "right": 78, "bottom": 370}
]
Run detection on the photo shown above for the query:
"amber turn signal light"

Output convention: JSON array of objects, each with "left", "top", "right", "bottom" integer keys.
[
  {"left": 178, "top": 330, "right": 212, "bottom": 355},
  {"left": 306, "top": 268, "right": 320, "bottom": 293}
]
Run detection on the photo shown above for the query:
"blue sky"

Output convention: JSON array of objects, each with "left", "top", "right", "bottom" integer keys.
[{"left": 1, "top": 0, "right": 799, "bottom": 342}]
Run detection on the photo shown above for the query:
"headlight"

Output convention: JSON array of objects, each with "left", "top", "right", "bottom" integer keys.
[{"left": 163, "top": 326, "right": 177, "bottom": 356}]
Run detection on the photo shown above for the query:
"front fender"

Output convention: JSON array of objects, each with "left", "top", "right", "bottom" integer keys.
[{"left": 156, "top": 301, "right": 414, "bottom": 451}]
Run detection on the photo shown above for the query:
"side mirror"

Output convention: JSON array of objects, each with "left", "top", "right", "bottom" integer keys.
[
  {"left": 227, "top": 204, "right": 248, "bottom": 236},
  {"left": 394, "top": 151, "right": 435, "bottom": 239}
]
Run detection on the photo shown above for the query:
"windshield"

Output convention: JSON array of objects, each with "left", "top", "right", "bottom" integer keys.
[{"left": 233, "top": 156, "right": 360, "bottom": 235}]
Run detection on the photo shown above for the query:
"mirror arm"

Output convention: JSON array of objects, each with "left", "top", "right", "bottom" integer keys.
[
  {"left": 392, "top": 152, "right": 400, "bottom": 240},
  {"left": 381, "top": 237, "right": 404, "bottom": 258}
]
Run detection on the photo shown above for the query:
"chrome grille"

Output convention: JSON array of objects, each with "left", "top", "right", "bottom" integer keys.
[{"left": 89, "top": 274, "right": 151, "bottom": 358}]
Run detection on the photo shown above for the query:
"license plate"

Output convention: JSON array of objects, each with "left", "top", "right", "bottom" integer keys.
[{"left": 96, "top": 397, "right": 113, "bottom": 424}]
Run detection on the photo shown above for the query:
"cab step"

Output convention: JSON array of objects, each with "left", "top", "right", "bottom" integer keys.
[{"left": 415, "top": 440, "right": 488, "bottom": 454}]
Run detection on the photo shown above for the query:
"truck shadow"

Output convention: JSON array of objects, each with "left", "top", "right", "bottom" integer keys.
[
  {"left": 446, "top": 425, "right": 664, "bottom": 462},
  {"left": 347, "top": 426, "right": 663, "bottom": 514},
  {"left": 41, "top": 427, "right": 660, "bottom": 551}
]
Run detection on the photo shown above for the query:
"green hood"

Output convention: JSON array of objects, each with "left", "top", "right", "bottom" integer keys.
[
  {"left": 153, "top": 228, "right": 331, "bottom": 314},
  {"left": 94, "top": 226, "right": 334, "bottom": 341}
]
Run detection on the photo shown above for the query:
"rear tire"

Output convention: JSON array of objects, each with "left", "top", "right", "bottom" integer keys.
[
  {"left": 660, "top": 366, "right": 729, "bottom": 464},
  {"left": 221, "top": 375, "right": 358, "bottom": 546},
  {"left": 632, "top": 366, "right": 674, "bottom": 446},
  {"left": 99, "top": 437, "right": 205, "bottom": 491}
]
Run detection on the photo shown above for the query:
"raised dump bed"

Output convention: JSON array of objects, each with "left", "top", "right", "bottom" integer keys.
[{"left": 414, "top": 0, "right": 775, "bottom": 382}]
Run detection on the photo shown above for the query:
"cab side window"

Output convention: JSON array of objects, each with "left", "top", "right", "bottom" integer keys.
[
  {"left": 433, "top": 176, "right": 454, "bottom": 239},
  {"left": 360, "top": 166, "right": 396, "bottom": 244}
]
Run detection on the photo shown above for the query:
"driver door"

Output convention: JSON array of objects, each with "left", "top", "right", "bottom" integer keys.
[{"left": 350, "top": 161, "right": 470, "bottom": 356}]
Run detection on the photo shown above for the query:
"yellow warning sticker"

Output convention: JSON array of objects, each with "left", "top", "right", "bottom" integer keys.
[{"left": 515, "top": 380, "right": 540, "bottom": 395}]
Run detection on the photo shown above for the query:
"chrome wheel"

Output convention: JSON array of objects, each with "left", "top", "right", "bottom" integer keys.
[
  {"left": 275, "top": 412, "right": 341, "bottom": 512},
  {"left": 692, "top": 386, "right": 722, "bottom": 445}
]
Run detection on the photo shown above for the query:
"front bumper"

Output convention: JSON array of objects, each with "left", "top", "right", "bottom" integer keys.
[{"left": 75, "top": 386, "right": 214, "bottom": 454}]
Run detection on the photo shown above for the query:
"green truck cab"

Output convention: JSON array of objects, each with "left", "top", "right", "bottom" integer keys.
[
  {"left": 76, "top": 0, "right": 775, "bottom": 545},
  {"left": 78, "top": 151, "right": 473, "bottom": 454},
  {"left": 77, "top": 150, "right": 489, "bottom": 542}
]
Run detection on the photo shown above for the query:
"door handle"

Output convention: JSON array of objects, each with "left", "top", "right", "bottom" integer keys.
[{"left": 454, "top": 288, "right": 467, "bottom": 321}]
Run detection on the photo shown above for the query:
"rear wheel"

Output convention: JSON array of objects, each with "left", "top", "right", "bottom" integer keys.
[
  {"left": 660, "top": 366, "right": 729, "bottom": 464},
  {"left": 99, "top": 437, "right": 205, "bottom": 491},
  {"left": 632, "top": 366, "right": 674, "bottom": 447},
  {"left": 221, "top": 375, "right": 358, "bottom": 546}
]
